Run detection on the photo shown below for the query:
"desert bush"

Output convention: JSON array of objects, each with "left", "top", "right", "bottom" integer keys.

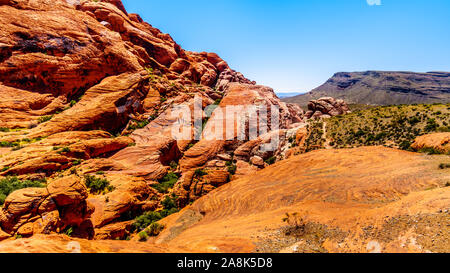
[
  {"left": 38, "top": 115, "right": 53, "bottom": 124},
  {"left": 138, "top": 231, "right": 149, "bottom": 242},
  {"left": 151, "top": 172, "right": 179, "bottom": 194},
  {"left": 265, "top": 156, "right": 276, "bottom": 165},
  {"left": 419, "top": 147, "right": 444, "bottom": 155},
  {"left": 194, "top": 168, "right": 208, "bottom": 177},
  {"left": 127, "top": 119, "right": 150, "bottom": 131},
  {"left": 147, "top": 222, "right": 165, "bottom": 236},
  {"left": 84, "top": 175, "right": 115, "bottom": 195},
  {"left": 0, "top": 177, "right": 46, "bottom": 205}
]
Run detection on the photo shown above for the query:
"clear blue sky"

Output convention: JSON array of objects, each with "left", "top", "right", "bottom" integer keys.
[{"left": 122, "top": 0, "right": 450, "bottom": 93}]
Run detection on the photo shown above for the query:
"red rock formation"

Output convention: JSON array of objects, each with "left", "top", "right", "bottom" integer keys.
[
  {"left": 411, "top": 133, "right": 450, "bottom": 154},
  {"left": 0, "top": 0, "right": 305, "bottom": 242},
  {"left": 305, "top": 97, "right": 351, "bottom": 119}
]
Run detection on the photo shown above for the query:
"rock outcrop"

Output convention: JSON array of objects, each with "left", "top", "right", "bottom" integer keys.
[
  {"left": 411, "top": 133, "right": 450, "bottom": 154},
  {"left": 0, "top": 176, "right": 93, "bottom": 237},
  {"left": 305, "top": 97, "right": 351, "bottom": 119},
  {"left": 174, "top": 83, "right": 305, "bottom": 205}
]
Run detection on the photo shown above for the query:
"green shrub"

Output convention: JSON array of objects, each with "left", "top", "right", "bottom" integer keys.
[
  {"left": 72, "top": 159, "right": 82, "bottom": 166},
  {"left": 161, "top": 195, "right": 178, "bottom": 211},
  {"left": 127, "top": 120, "right": 150, "bottom": 131},
  {"left": 38, "top": 115, "right": 53, "bottom": 124},
  {"left": 84, "top": 175, "right": 115, "bottom": 195},
  {"left": 439, "top": 163, "right": 450, "bottom": 170},
  {"left": 147, "top": 222, "right": 165, "bottom": 236},
  {"left": 64, "top": 226, "right": 74, "bottom": 237},
  {"left": 138, "top": 231, "right": 149, "bottom": 242},
  {"left": 133, "top": 211, "right": 163, "bottom": 232},
  {"left": 132, "top": 195, "right": 179, "bottom": 235},
  {"left": 227, "top": 163, "right": 237, "bottom": 175},
  {"left": 0, "top": 177, "right": 46, "bottom": 205},
  {"left": 57, "top": 147, "right": 71, "bottom": 154},
  {"left": 265, "top": 156, "right": 276, "bottom": 165},
  {"left": 169, "top": 161, "right": 178, "bottom": 170},
  {"left": 151, "top": 172, "right": 179, "bottom": 194},
  {"left": 419, "top": 147, "right": 444, "bottom": 155},
  {"left": 425, "top": 119, "right": 439, "bottom": 132},
  {"left": 0, "top": 141, "right": 17, "bottom": 148},
  {"left": 399, "top": 140, "right": 412, "bottom": 151},
  {"left": 194, "top": 168, "right": 208, "bottom": 177}
]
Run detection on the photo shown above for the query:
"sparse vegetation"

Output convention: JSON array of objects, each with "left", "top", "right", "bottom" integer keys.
[
  {"left": 84, "top": 175, "right": 115, "bottom": 195},
  {"left": 57, "top": 147, "right": 71, "bottom": 154},
  {"left": 305, "top": 103, "right": 450, "bottom": 151},
  {"left": 37, "top": 115, "right": 53, "bottom": 124},
  {"left": 151, "top": 172, "right": 180, "bottom": 194},
  {"left": 131, "top": 194, "right": 179, "bottom": 237},
  {"left": 0, "top": 176, "right": 46, "bottom": 205},
  {"left": 127, "top": 119, "right": 150, "bottom": 131},
  {"left": 72, "top": 159, "right": 82, "bottom": 166},
  {"left": 226, "top": 161, "right": 237, "bottom": 175},
  {"left": 194, "top": 168, "right": 208, "bottom": 177},
  {"left": 64, "top": 226, "right": 74, "bottom": 237},
  {"left": 419, "top": 147, "right": 446, "bottom": 155},
  {"left": 264, "top": 156, "right": 276, "bottom": 165}
]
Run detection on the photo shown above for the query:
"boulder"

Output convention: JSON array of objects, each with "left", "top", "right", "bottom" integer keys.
[
  {"left": 305, "top": 97, "right": 351, "bottom": 119},
  {"left": 0, "top": 176, "right": 92, "bottom": 236},
  {"left": 411, "top": 133, "right": 450, "bottom": 154}
]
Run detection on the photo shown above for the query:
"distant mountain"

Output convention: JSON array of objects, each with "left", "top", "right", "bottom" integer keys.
[
  {"left": 276, "top": 92, "right": 304, "bottom": 99},
  {"left": 282, "top": 71, "right": 450, "bottom": 107}
]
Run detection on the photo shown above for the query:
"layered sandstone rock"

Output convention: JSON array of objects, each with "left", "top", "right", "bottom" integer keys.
[{"left": 174, "top": 83, "right": 305, "bottom": 205}]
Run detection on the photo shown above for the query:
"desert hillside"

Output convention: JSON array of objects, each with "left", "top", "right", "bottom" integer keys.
[{"left": 283, "top": 71, "right": 450, "bottom": 107}]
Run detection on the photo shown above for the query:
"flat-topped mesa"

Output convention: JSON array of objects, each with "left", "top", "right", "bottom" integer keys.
[{"left": 283, "top": 71, "right": 450, "bottom": 107}]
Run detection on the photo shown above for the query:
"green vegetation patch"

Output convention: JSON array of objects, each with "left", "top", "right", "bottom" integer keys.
[
  {"left": 84, "top": 175, "right": 115, "bottom": 195},
  {"left": 306, "top": 103, "right": 450, "bottom": 151},
  {"left": 151, "top": 172, "right": 180, "bottom": 194},
  {"left": 0, "top": 176, "right": 46, "bottom": 205}
]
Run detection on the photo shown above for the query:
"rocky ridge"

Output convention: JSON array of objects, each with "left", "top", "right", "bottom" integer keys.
[{"left": 283, "top": 71, "right": 450, "bottom": 107}]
